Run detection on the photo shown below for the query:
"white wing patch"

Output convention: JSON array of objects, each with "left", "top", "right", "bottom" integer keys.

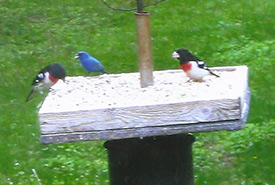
[
  {"left": 34, "top": 72, "right": 54, "bottom": 91},
  {"left": 38, "top": 73, "right": 44, "bottom": 79},
  {"left": 36, "top": 73, "right": 44, "bottom": 83},
  {"left": 197, "top": 61, "right": 205, "bottom": 65}
]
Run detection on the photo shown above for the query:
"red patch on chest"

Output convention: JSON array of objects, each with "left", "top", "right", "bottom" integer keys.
[
  {"left": 49, "top": 74, "right": 59, "bottom": 84},
  {"left": 180, "top": 63, "right": 192, "bottom": 72}
]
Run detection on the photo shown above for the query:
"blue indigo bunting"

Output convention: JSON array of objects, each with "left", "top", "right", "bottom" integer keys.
[{"left": 75, "top": 51, "right": 107, "bottom": 74}]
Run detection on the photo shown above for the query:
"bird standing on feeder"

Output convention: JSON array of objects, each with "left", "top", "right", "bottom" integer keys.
[
  {"left": 75, "top": 51, "right": 107, "bottom": 74},
  {"left": 26, "top": 63, "right": 66, "bottom": 102},
  {"left": 172, "top": 48, "right": 220, "bottom": 82}
]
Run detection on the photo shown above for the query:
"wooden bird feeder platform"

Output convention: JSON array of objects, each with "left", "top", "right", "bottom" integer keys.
[
  {"left": 38, "top": 65, "right": 250, "bottom": 145},
  {"left": 38, "top": 65, "right": 250, "bottom": 185}
]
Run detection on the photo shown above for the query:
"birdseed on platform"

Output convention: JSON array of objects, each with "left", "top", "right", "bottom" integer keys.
[{"left": 39, "top": 67, "right": 244, "bottom": 113}]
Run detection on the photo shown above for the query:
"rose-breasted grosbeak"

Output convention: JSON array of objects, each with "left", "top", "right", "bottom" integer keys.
[
  {"left": 172, "top": 48, "right": 220, "bottom": 81},
  {"left": 75, "top": 51, "right": 107, "bottom": 74},
  {"left": 26, "top": 63, "right": 66, "bottom": 102}
]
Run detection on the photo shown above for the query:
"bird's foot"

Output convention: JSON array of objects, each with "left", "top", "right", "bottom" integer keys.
[{"left": 191, "top": 79, "right": 204, "bottom": 83}]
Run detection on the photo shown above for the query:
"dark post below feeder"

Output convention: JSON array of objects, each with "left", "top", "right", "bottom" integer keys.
[{"left": 104, "top": 134, "right": 195, "bottom": 185}]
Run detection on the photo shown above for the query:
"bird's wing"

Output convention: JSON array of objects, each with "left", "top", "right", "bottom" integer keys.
[
  {"left": 30, "top": 65, "right": 50, "bottom": 85},
  {"left": 94, "top": 62, "right": 107, "bottom": 73},
  {"left": 196, "top": 61, "right": 208, "bottom": 70},
  {"left": 89, "top": 57, "right": 105, "bottom": 69},
  {"left": 196, "top": 61, "right": 220, "bottom": 77},
  {"left": 91, "top": 57, "right": 104, "bottom": 66}
]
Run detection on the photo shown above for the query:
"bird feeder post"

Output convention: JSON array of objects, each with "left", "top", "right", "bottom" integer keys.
[
  {"left": 104, "top": 134, "right": 195, "bottom": 185},
  {"left": 135, "top": 0, "right": 154, "bottom": 88}
]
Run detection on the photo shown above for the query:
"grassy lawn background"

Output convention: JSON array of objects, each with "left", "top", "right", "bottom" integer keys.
[{"left": 0, "top": 0, "right": 274, "bottom": 184}]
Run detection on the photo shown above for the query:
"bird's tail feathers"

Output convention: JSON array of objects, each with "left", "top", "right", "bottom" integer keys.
[
  {"left": 210, "top": 70, "right": 220, "bottom": 78},
  {"left": 26, "top": 89, "right": 37, "bottom": 102},
  {"left": 102, "top": 69, "right": 108, "bottom": 74}
]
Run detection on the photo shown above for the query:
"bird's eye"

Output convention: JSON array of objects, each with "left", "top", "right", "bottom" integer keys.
[{"left": 38, "top": 73, "right": 44, "bottom": 79}]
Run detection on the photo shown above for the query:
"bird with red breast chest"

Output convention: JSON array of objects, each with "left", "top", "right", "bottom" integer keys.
[
  {"left": 172, "top": 48, "right": 220, "bottom": 82},
  {"left": 26, "top": 63, "right": 66, "bottom": 102}
]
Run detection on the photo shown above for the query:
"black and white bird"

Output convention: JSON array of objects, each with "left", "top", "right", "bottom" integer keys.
[
  {"left": 172, "top": 48, "right": 220, "bottom": 81},
  {"left": 26, "top": 63, "right": 66, "bottom": 102}
]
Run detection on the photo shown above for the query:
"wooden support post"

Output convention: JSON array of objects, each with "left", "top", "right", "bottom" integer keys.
[
  {"left": 104, "top": 134, "right": 195, "bottom": 185},
  {"left": 135, "top": 12, "right": 154, "bottom": 88}
]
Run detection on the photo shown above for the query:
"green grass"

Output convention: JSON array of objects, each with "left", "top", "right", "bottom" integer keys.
[
  {"left": 0, "top": 0, "right": 274, "bottom": 184},
  {"left": 194, "top": 121, "right": 275, "bottom": 184}
]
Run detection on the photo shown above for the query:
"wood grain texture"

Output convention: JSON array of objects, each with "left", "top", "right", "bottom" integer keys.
[
  {"left": 40, "top": 98, "right": 240, "bottom": 135},
  {"left": 38, "top": 66, "right": 250, "bottom": 144}
]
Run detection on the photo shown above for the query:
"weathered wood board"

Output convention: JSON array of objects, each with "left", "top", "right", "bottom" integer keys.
[{"left": 39, "top": 66, "right": 250, "bottom": 144}]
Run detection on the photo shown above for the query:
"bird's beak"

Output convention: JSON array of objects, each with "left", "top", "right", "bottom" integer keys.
[
  {"left": 74, "top": 54, "right": 79, "bottom": 59},
  {"left": 172, "top": 51, "right": 179, "bottom": 59}
]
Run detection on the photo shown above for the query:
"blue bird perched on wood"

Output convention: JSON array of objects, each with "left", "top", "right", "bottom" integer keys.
[{"left": 75, "top": 51, "right": 107, "bottom": 74}]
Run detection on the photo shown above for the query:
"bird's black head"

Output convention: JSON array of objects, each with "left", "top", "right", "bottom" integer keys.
[
  {"left": 49, "top": 63, "right": 66, "bottom": 81},
  {"left": 172, "top": 48, "right": 200, "bottom": 64}
]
